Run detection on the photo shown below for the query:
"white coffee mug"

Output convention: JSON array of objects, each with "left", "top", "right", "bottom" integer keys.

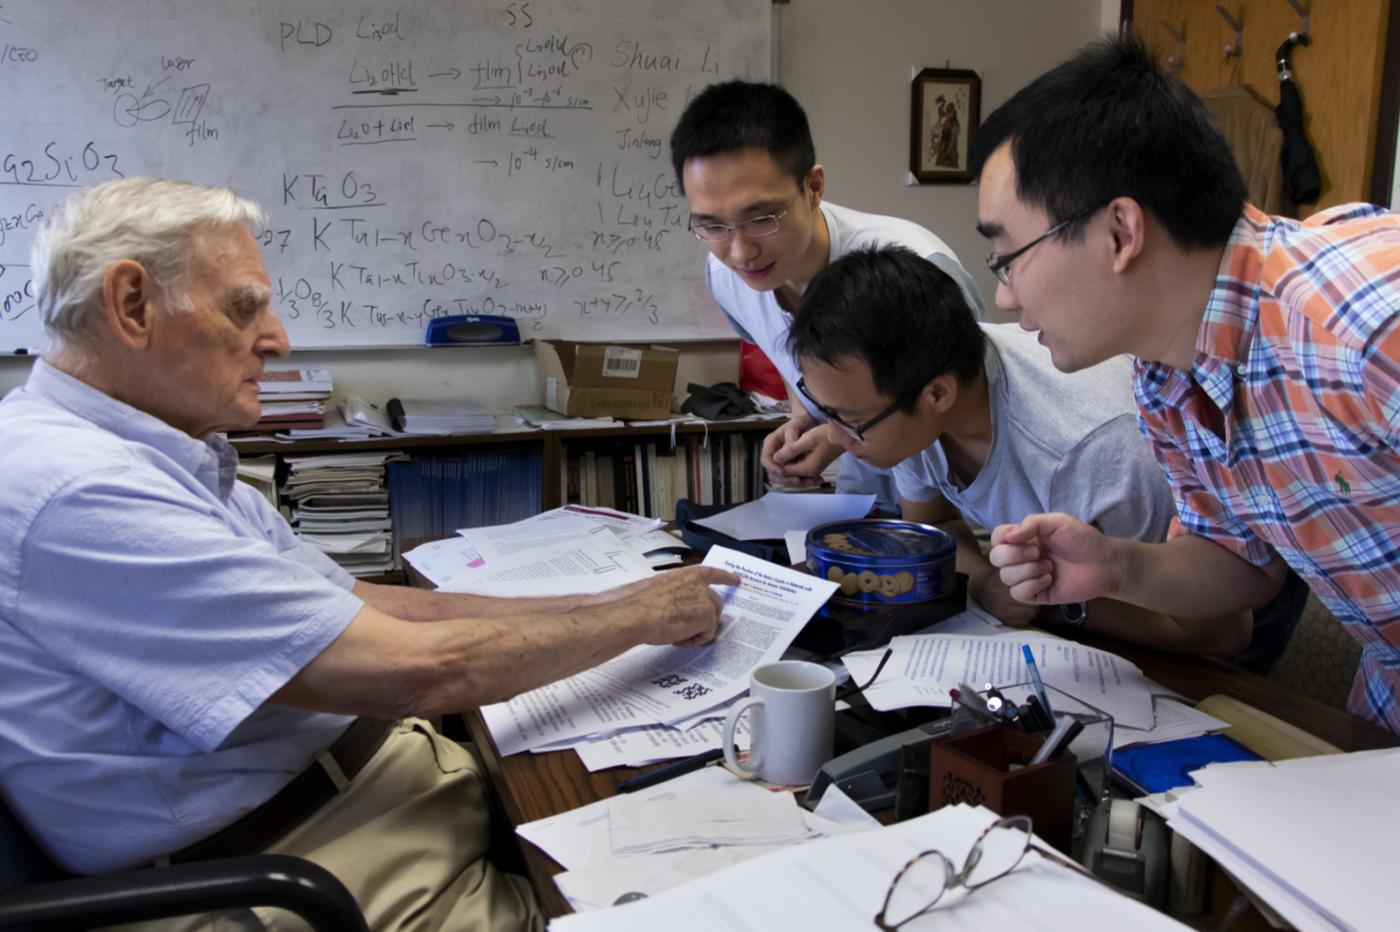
[{"left": 723, "top": 660, "right": 835, "bottom": 786}]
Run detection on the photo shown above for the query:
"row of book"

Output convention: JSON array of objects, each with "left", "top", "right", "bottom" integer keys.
[
  {"left": 561, "top": 433, "right": 765, "bottom": 520},
  {"left": 387, "top": 447, "right": 544, "bottom": 554}
]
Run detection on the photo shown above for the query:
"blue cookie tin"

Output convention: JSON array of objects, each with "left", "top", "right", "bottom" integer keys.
[{"left": 806, "top": 519, "right": 957, "bottom": 606}]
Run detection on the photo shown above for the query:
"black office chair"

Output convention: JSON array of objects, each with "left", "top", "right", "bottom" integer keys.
[{"left": 0, "top": 797, "right": 368, "bottom": 931}]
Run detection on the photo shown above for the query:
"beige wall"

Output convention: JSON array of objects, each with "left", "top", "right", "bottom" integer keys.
[
  {"left": 778, "top": 0, "right": 1105, "bottom": 321},
  {"left": 0, "top": 1, "right": 1108, "bottom": 404}
]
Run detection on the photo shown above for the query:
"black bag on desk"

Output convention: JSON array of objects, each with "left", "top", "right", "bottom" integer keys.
[{"left": 674, "top": 499, "right": 790, "bottom": 565}]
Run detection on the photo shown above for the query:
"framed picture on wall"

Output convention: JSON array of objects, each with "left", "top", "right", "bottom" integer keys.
[{"left": 910, "top": 68, "right": 981, "bottom": 184}]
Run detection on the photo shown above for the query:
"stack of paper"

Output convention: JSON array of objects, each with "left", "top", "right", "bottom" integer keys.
[
  {"left": 1152, "top": 749, "right": 1399, "bottom": 932},
  {"left": 516, "top": 767, "right": 877, "bottom": 911},
  {"left": 389, "top": 397, "right": 496, "bottom": 435},
  {"left": 550, "top": 802, "right": 1189, "bottom": 931},
  {"left": 515, "top": 404, "right": 620, "bottom": 430},
  {"left": 284, "top": 452, "right": 399, "bottom": 576},
  {"left": 609, "top": 784, "right": 813, "bottom": 855}
]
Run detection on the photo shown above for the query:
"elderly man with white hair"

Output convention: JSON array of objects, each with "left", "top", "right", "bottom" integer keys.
[{"left": 0, "top": 177, "right": 737, "bottom": 931}]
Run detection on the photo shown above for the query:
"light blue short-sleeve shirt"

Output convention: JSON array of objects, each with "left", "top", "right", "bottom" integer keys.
[{"left": 0, "top": 360, "right": 364, "bottom": 873}]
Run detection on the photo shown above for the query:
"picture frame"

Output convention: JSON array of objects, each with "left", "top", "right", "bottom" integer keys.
[{"left": 910, "top": 67, "right": 981, "bottom": 184}]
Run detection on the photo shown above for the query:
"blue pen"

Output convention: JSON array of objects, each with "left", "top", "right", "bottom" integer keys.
[{"left": 1021, "top": 644, "right": 1055, "bottom": 720}]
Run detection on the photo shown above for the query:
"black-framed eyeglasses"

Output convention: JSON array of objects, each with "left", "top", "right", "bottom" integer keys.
[
  {"left": 874, "top": 814, "right": 1033, "bottom": 930},
  {"left": 687, "top": 187, "right": 803, "bottom": 243},
  {"left": 985, "top": 203, "right": 1103, "bottom": 286},
  {"left": 796, "top": 375, "right": 928, "bottom": 442}
]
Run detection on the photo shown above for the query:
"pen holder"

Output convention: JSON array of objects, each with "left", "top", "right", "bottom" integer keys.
[
  {"left": 949, "top": 682, "right": 1115, "bottom": 808},
  {"left": 929, "top": 723, "right": 1078, "bottom": 852}
]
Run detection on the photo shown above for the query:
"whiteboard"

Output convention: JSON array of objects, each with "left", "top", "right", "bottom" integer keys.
[{"left": 0, "top": 0, "right": 770, "bottom": 352}]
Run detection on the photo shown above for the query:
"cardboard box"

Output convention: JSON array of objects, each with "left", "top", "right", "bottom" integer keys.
[{"left": 533, "top": 340, "right": 679, "bottom": 420}]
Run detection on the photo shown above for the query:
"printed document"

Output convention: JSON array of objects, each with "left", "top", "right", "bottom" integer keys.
[
  {"left": 405, "top": 529, "right": 654, "bottom": 596},
  {"left": 482, "top": 546, "right": 839, "bottom": 755},
  {"left": 842, "top": 631, "right": 1156, "bottom": 729}
]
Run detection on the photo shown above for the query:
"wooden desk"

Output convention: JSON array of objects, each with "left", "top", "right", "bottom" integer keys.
[{"left": 464, "top": 627, "right": 1397, "bottom": 918}]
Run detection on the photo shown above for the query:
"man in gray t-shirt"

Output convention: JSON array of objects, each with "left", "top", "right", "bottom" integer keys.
[{"left": 788, "top": 245, "right": 1252, "bottom": 654}]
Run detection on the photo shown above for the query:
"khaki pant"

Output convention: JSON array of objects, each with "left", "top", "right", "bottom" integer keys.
[{"left": 105, "top": 720, "right": 541, "bottom": 932}]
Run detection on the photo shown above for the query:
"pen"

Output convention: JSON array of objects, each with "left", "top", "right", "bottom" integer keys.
[
  {"left": 615, "top": 748, "right": 724, "bottom": 793},
  {"left": 1020, "top": 644, "right": 1056, "bottom": 720}
]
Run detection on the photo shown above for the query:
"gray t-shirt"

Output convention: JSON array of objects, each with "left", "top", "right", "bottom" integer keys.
[{"left": 894, "top": 324, "right": 1174, "bottom": 543}]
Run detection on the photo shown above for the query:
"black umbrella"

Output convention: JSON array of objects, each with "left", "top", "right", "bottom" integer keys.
[{"left": 1275, "top": 35, "right": 1321, "bottom": 206}]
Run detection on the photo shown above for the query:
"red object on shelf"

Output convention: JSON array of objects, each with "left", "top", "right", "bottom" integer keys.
[{"left": 738, "top": 340, "right": 787, "bottom": 399}]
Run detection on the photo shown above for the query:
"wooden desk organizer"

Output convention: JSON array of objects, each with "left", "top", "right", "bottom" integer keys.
[{"left": 929, "top": 724, "right": 1077, "bottom": 852}]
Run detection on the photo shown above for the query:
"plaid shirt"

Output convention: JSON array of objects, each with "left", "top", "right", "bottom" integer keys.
[{"left": 1135, "top": 203, "right": 1400, "bottom": 733}]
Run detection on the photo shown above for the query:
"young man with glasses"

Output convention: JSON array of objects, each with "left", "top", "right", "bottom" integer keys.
[
  {"left": 669, "top": 80, "right": 984, "bottom": 510},
  {"left": 788, "top": 244, "right": 1251, "bottom": 652},
  {"left": 972, "top": 35, "right": 1400, "bottom": 730}
]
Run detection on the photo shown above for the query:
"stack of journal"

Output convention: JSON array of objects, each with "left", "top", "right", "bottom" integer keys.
[
  {"left": 387, "top": 398, "right": 496, "bottom": 435},
  {"left": 283, "top": 452, "right": 399, "bottom": 576},
  {"left": 246, "top": 368, "right": 333, "bottom": 434}
]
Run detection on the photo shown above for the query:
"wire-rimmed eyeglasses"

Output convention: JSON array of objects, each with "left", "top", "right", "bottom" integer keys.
[
  {"left": 687, "top": 188, "right": 803, "bottom": 243},
  {"left": 873, "top": 814, "right": 1033, "bottom": 930},
  {"left": 795, "top": 375, "right": 929, "bottom": 443},
  {"left": 985, "top": 203, "right": 1103, "bottom": 286}
]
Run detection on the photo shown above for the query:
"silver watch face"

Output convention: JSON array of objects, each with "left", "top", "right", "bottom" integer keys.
[{"left": 1059, "top": 601, "right": 1087, "bottom": 626}]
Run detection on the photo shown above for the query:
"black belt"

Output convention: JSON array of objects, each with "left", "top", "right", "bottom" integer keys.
[{"left": 166, "top": 718, "right": 395, "bottom": 865}]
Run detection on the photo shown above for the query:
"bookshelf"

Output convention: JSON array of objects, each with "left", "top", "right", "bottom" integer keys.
[{"left": 234, "top": 419, "right": 777, "bottom": 584}]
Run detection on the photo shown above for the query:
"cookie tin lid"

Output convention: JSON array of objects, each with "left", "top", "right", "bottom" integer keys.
[{"left": 806, "top": 519, "right": 956, "bottom": 565}]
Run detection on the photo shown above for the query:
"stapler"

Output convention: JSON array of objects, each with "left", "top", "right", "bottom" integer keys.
[
  {"left": 804, "top": 719, "right": 954, "bottom": 813},
  {"left": 423, "top": 314, "right": 521, "bottom": 346}
]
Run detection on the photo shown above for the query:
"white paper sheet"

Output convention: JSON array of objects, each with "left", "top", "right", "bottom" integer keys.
[
  {"left": 438, "top": 531, "right": 656, "bottom": 597},
  {"left": 569, "top": 717, "right": 751, "bottom": 772},
  {"left": 691, "top": 491, "right": 875, "bottom": 540},
  {"left": 841, "top": 632, "right": 1156, "bottom": 729},
  {"left": 456, "top": 514, "right": 606, "bottom": 562},
  {"left": 1112, "top": 697, "right": 1230, "bottom": 750},
  {"left": 1165, "top": 750, "right": 1400, "bottom": 932},
  {"left": 515, "top": 766, "right": 749, "bottom": 872},
  {"left": 401, "top": 536, "right": 489, "bottom": 586},
  {"left": 784, "top": 529, "right": 807, "bottom": 565},
  {"left": 549, "top": 803, "right": 1190, "bottom": 932},
  {"left": 524, "top": 504, "right": 665, "bottom": 542},
  {"left": 608, "top": 783, "right": 812, "bottom": 855},
  {"left": 481, "top": 547, "right": 839, "bottom": 755}
]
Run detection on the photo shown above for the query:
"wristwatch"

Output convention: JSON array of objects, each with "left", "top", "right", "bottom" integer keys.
[{"left": 1058, "top": 601, "right": 1088, "bottom": 628}]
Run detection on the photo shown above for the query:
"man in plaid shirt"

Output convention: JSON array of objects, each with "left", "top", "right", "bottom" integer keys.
[{"left": 970, "top": 35, "right": 1400, "bottom": 732}]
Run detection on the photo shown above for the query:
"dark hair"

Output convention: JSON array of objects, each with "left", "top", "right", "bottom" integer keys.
[
  {"left": 788, "top": 246, "right": 986, "bottom": 410},
  {"left": 669, "top": 81, "right": 816, "bottom": 191},
  {"left": 969, "top": 33, "right": 1246, "bottom": 250}
]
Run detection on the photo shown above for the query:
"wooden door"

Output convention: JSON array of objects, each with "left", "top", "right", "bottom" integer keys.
[{"left": 1130, "top": 0, "right": 1392, "bottom": 215}]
